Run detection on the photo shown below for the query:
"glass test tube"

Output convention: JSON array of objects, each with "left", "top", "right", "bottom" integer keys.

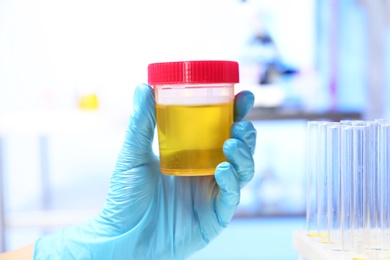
[
  {"left": 352, "top": 125, "right": 370, "bottom": 252},
  {"left": 318, "top": 122, "right": 331, "bottom": 242},
  {"left": 340, "top": 125, "right": 353, "bottom": 251},
  {"left": 327, "top": 124, "right": 342, "bottom": 248},
  {"left": 379, "top": 123, "right": 390, "bottom": 250},
  {"left": 367, "top": 121, "right": 380, "bottom": 249},
  {"left": 306, "top": 121, "right": 320, "bottom": 237}
]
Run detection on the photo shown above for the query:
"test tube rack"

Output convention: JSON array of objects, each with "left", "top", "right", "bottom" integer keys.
[{"left": 294, "top": 119, "right": 390, "bottom": 260}]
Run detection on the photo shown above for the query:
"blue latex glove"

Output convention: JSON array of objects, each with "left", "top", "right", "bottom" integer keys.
[{"left": 34, "top": 84, "right": 257, "bottom": 260}]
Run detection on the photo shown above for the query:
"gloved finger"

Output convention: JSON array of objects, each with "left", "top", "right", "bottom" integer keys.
[
  {"left": 234, "top": 90, "right": 255, "bottom": 122},
  {"left": 231, "top": 120, "right": 257, "bottom": 156},
  {"left": 223, "top": 138, "right": 255, "bottom": 189},
  {"left": 214, "top": 162, "right": 240, "bottom": 227},
  {"left": 114, "top": 84, "right": 156, "bottom": 171}
]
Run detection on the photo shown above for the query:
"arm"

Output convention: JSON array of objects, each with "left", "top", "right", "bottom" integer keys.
[
  {"left": 0, "top": 244, "right": 34, "bottom": 259},
  {"left": 6, "top": 85, "right": 256, "bottom": 259}
]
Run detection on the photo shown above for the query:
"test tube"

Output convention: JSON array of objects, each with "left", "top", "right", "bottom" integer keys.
[
  {"left": 379, "top": 123, "right": 390, "bottom": 250},
  {"left": 327, "top": 123, "right": 342, "bottom": 248},
  {"left": 340, "top": 125, "right": 353, "bottom": 251},
  {"left": 318, "top": 122, "right": 331, "bottom": 242},
  {"left": 352, "top": 125, "right": 370, "bottom": 252},
  {"left": 306, "top": 121, "right": 320, "bottom": 238},
  {"left": 367, "top": 121, "right": 380, "bottom": 249}
]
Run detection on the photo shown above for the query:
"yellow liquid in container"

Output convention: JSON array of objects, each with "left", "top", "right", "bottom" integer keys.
[{"left": 156, "top": 102, "right": 233, "bottom": 176}]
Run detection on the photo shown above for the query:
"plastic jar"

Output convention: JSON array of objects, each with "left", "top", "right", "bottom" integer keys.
[{"left": 148, "top": 60, "right": 239, "bottom": 176}]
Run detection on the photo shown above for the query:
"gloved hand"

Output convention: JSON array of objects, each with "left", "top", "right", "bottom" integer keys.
[{"left": 34, "top": 84, "right": 257, "bottom": 260}]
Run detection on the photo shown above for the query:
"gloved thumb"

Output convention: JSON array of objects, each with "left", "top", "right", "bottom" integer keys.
[
  {"left": 99, "top": 84, "right": 158, "bottom": 231},
  {"left": 114, "top": 84, "right": 156, "bottom": 171}
]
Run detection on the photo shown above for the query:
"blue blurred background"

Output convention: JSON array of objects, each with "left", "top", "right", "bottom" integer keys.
[{"left": 0, "top": 0, "right": 390, "bottom": 258}]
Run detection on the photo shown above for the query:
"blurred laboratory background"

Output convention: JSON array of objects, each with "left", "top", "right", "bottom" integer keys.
[{"left": 0, "top": 0, "right": 389, "bottom": 259}]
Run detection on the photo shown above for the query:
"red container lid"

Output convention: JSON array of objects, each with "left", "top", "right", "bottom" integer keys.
[{"left": 148, "top": 60, "right": 239, "bottom": 85}]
